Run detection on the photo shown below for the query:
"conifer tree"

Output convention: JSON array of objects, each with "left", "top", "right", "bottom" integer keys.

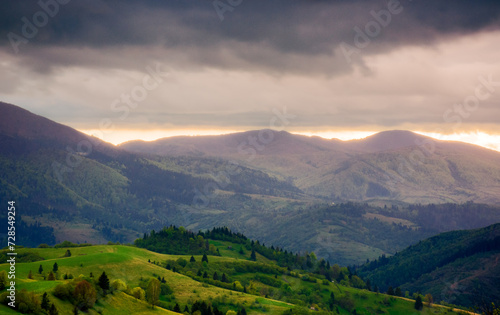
[
  {"left": 41, "top": 292, "right": 50, "bottom": 310},
  {"left": 98, "top": 271, "right": 110, "bottom": 293},
  {"left": 415, "top": 296, "right": 423, "bottom": 310}
]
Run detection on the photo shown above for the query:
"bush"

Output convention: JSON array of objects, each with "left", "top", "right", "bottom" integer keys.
[
  {"left": 160, "top": 283, "right": 173, "bottom": 296},
  {"left": 177, "top": 258, "right": 188, "bottom": 268},
  {"left": 111, "top": 279, "right": 127, "bottom": 292},
  {"left": 130, "top": 287, "right": 145, "bottom": 300},
  {"left": 54, "top": 282, "right": 75, "bottom": 301}
]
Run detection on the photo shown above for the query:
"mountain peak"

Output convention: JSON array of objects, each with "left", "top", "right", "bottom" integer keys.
[{"left": 347, "top": 130, "right": 431, "bottom": 152}]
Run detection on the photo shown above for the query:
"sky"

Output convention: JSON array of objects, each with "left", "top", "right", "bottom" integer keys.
[{"left": 1, "top": 0, "right": 500, "bottom": 150}]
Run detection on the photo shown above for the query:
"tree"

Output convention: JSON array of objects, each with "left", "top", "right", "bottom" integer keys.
[
  {"left": 250, "top": 249, "right": 256, "bottom": 261},
  {"left": 221, "top": 273, "right": 228, "bottom": 283},
  {"left": 387, "top": 286, "right": 394, "bottom": 295},
  {"left": 38, "top": 265, "right": 43, "bottom": 274},
  {"left": 28, "top": 270, "right": 33, "bottom": 279},
  {"left": 41, "top": 292, "right": 50, "bottom": 310},
  {"left": 53, "top": 262, "right": 58, "bottom": 272},
  {"left": 74, "top": 280, "right": 97, "bottom": 311},
  {"left": 190, "top": 256, "right": 196, "bottom": 262},
  {"left": 65, "top": 249, "right": 72, "bottom": 257},
  {"left": 173, "top": 303, "right": 181, "bottom": 312},
  {"left": 48, "top": 271, "right": 56, "bottom": 281},
  {"left": 202, "top": 253, "right": 208, "bottom": 263},
  {"left": 49, "top": 303, "right": 59, "bottom": 315},
  {"left": 414, "top": 295, "right": 423, "bottom": 310},
  {"left": 131, "top": 287, "right": 145, "bottom": 300},
  {"left": 328, "top": 292, "right": 335, "bottom": 311},
  {"left": 113, "top": 279, "right": 128, "bottom": 292},
  {"left": 146, "top": 278, "right": 161, "bottom": 308},
  {"left": 213, "top": 272, "right": 219, "bottom": 281},
  {"left": 203, "top": 271, "right": 208, "bottom": 278},
  {"left": 395, "top": 287, "right": 402, "bottom": 297},
  {"left": 424, "top": 293, "right": 433, "bottom": 306},
  {"left": 73, "top": 306, "right": 79, "bottom": 314},
  {"left": 98, "top": 271, "right": 110, "bottom": 293}
]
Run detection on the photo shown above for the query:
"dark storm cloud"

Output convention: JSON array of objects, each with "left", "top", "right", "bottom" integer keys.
[{"left": 2, "top": 0, "right": 500, "bottom": 75}]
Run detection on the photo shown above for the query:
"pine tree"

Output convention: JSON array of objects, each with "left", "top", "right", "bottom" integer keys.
[
  {"left": 173, "top": 303, "right": 181, "bottom": 313},
  {"left": 213, "top": 272, "right": 219, "bottom": 281},
  {"left": 98, "top": 271, "right": 110, "bottom": 293},
  {"left": 53, "top": 262, "right": 58, "bottom": 272},
  {"left": 415, "top": 295, "right": 423, "bottom": 310},
  {"left": 190, "top": 256, "right": 196, "bottom": 262},
  {"left": 221, "top": 273, "right": 227, "bottom": 283},
  {"left": 49, "top": 303, "right": 59, "bottom": 315},
  {"left": 203, "top": 271, "right": 208, "bottom": 278},
  {"left": 38, "top": 265, "right": 43, "bottom": 274},
  {"left": 328, "top": 292, "right": 335, "bottom": 310},
  {"left": 184, "top": 305, "right": 190, "bottom": 313},
  {"left": 41, "top": 292, "right": 50, "bottom": 310},
  {"left": 387, "top": 286, "right": 394, "bottom": 295},
  {"left": 65, "top": 249, "right": 72, "bottom": 257},
  {"left": 28, "top": 270, "right": 33, "bottom": 279},
  {"left": 395, "top": 287, "right": 402, "bottom": 297},
  {"left": 250, "top": 249, "right": 256, "bottom": 261},
  {"left": 202, "top": 253, "right": 208, "bottom": 263}
]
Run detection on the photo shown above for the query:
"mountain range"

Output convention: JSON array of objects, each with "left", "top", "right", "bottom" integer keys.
[
  {"left": 1, "top": 101, "right": 500, "bottom": 267},
  {"left": 121, "top": 128, "right": 500, "bottom": 205}
]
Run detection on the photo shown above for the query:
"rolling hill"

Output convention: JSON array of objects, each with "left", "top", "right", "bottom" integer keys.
[{"left": 0, "top": 228, "right": 484, "bottom": 314}]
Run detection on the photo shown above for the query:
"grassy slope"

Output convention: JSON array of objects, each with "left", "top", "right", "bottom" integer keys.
[{"left": 0, "top": 245, "right": 471, "bottom": 315}]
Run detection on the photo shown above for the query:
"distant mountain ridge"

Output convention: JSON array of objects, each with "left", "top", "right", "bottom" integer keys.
[{"left": 120, "top": 128, "right": 500, "bottom": 204}]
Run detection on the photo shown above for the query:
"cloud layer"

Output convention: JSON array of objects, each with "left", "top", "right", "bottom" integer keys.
[{"left": 1, "top": 0, "right": 500, "bottom": 144}]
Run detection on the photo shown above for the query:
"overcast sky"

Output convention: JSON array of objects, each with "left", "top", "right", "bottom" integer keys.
[{"left": 1, "top": 0, "right": 500, "bottom": 149}]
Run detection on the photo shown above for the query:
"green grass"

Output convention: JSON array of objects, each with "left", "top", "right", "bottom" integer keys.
[{"left": 0, "top": 245, "right": 473, "bottom": 315}]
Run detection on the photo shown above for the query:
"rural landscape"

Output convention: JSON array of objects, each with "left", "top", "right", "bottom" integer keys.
[{"left": 1, "top": 1, "right": 500, "bottom": 314}]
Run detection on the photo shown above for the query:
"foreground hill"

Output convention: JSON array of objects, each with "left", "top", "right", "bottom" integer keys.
[
  {"left": 358, "top": 223, "right": 500, "bottom": 308},
  {"left": 121, "top": 130, "right": 500, "bottom": 204},
  {"left": 0, "top": 231, "right": 482, "bottom": 314}
]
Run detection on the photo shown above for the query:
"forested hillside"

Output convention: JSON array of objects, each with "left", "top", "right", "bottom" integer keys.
[{"left": 358, "top": 223, "right": 500, "bottom": 307}]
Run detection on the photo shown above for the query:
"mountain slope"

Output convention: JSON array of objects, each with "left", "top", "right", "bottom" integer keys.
[
  {"left": 358, "top": 223, "right": 500, "bottom": 307},
  {"left": 121, "top": 129, "right": 500, "bottom": 204},
  {"left": 0, "top": 102, "right": 305, "bottom": 246}
]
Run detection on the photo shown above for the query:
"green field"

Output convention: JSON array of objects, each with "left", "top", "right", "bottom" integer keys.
[{"left": 0, "top": 244, "right": 474, "bottom": 315}]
